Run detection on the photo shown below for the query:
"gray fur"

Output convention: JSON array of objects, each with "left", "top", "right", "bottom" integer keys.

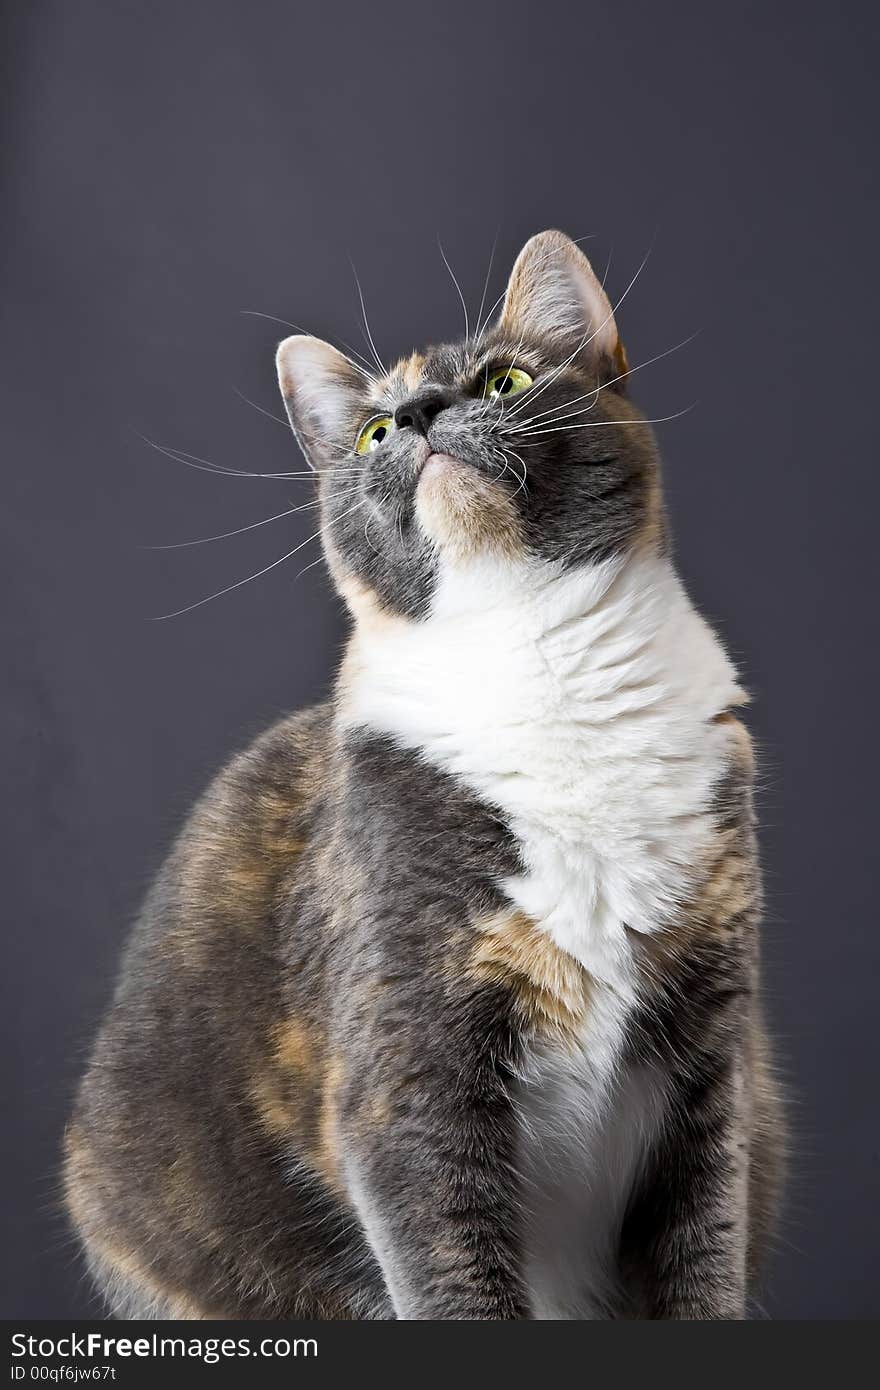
[{"left": 65, "top": 232, "right": 784, "bottom": 1319}]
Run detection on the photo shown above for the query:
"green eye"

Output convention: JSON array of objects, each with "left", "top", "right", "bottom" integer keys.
[
  {"left": 483, "top": 366, "right": 533, "bottom": 400},
  {"left": 355, "top": 416, "right": 394, "bottom": 455}
]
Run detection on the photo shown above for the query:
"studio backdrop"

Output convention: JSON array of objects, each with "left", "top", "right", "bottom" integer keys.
[{"left": 2, "top": 0, "right": 878, "bottom": 1319}]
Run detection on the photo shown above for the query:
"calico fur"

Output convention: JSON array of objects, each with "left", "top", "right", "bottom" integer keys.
[{"left": 65, "top": 231, "right": 784, "bottom": 1319}]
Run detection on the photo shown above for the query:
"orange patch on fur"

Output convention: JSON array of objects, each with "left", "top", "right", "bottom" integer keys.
[
  {"left": 335, "top": 570, "right": 400, "bottom": 634},
  {"left": 249, "top": 1018, "right": 316, "bottom": 1142},
  {"left": 260, "top": 1019, "right": 347, "bottom": 1197},
  {"left": 273, "top": 1017, "right": 315, "bottom": 1074},
  {"left": 379, "top": 351, "right": 426, "bottom": 398},
  {"left": 415, "top": 462, "right": 524, "bottom": 561},
  {"left": 401, "top": 352, "right": 426, "bottom": 392},
  {"left": 248, "top": 1071, "right": 300, "bottom": 1139},
  {"left": 713, "top": 710, "right": 755, "bottom": 772},
  {"left": 694, "top": 827, "right": 757, "bottom": 934},
  {"left": 316, "top": 1056, "right": 346, "bottom": 1194},
  {"left": 469, "top": 910, "right": 590, "bottom": 1043}
]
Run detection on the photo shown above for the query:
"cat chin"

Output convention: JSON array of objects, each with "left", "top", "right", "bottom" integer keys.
[
  {"left": 415, "top": 455, "right": 524, "bottom": 563},
  {"left": 419, "top": 450, "right": 462, "bottom": 483}
]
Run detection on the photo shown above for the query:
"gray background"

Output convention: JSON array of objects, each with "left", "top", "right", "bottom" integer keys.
[{"left": 2, "top": 0, "right": 877, "bottom": 1319}]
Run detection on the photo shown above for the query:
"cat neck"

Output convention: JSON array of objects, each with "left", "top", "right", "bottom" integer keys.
[
  {"left": 337, "top": 545, "right": 742, "bottom": 742},
  {"left": 336, "top": 546, "right": 744, "bottom": 990}
]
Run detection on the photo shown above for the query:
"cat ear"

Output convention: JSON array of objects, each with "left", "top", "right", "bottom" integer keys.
[
  {"left": 500, "top": 230, "right": 627, "bottom": 376},
  {"left": 275, "top": 335, "right": 366, "bottom": 466}
]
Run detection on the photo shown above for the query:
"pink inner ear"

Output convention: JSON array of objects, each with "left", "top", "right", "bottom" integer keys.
[
  {"left": 275, "top": 334, "right": 367, "bottom": 455},
  {"left": 276, "top": 334, "right": 357, "bottom": 402},
  {"left": 500, "top": 232, "right": 620, "bottom": 361}
]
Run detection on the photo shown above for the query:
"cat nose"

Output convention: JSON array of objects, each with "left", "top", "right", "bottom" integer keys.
[{"left": 394, "top": 387, "right": 450, "bottom": 437}]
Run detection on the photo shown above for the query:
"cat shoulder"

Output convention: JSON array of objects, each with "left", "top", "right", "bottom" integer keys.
[{"left": 141, "top": 703, "right": 335, "bottom": 954}]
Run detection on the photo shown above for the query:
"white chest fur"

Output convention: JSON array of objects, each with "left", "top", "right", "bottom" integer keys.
[
  {"left": 338, "top": 550, "right": 742, "bottom": 1316},
  {"left": 339, "top": 550, "right": 742, "bottom": 990},
  {"left": 516, "top": 1036, "right": 666, "bottom": 1317}
]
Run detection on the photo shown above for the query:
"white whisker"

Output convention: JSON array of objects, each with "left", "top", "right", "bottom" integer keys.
[
  {"left": 349, "top": 260, "right": 387, "bottom": 376},
  {"left": 293, "top": 551, "right": 331, "bottom": 583},
  {"left": 140, "top": 435, "right": 361, "bottom": 480},
  {"left": 240, "top": 309, "right": 375, "bottom": 379},
  {"left": 506, "top": 333, "right": 699, "bottom": 435},
  {"left": 232, "top": 386, "right": 291, "bottom": 429},
  {"left": 145, "top": 501, "right": 318, "bottom": 550},
  {"left": 504, "top": 445, "right": 530, "bottom": 500},
  {"left": 504, "top": 244, "right": 654, "bottom": 421},
  {"left": 515, "top": 405, "right": 695, "bottom": 442},
  {"left": 490, "top": 328, "right": 529, "bottom": 422},
  {"left": 143, "top": 480, "right": 368, "bottom": 550},
  {"left": 152, "top": 497, "right": 366, "bottom": 620},
  {"left": 438, "top": 236, "right": 470, "bottom": 343},
  {"left": 140, "top": 435, "right": 318, "bottom": 479},
  {"left": 475, "top": 234, "right": 596, "bottom": 346},
  {"left": 474, "top": 227, "right": 500, "bottom": 345}
]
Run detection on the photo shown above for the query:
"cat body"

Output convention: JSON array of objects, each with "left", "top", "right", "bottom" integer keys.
[{"left": 66, "top": 232, "right": 783, "bottom": 1318}]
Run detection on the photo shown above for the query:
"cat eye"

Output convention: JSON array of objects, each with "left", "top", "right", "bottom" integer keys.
[
  {"left": 483, "top": 366, "right": 534, "bottom": 401},
  {"left": 355, "top": 415, "right": 394, "bottom": 455}
]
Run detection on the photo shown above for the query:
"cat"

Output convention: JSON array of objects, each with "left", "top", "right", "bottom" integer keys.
[{"left": 65, "top": 230, "right": 784, "bottom": 1319}]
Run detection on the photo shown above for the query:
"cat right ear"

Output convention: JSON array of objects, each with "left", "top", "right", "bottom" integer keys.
[{"left": 275, "top": 335, "right": 366, "bottom": 468}]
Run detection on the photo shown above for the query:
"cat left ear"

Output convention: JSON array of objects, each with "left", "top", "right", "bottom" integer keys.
[
  {"left": 500, "top": 230, "right": 628, "bottom": 379},
  {"left": 276, "top": 335, "right": 366, "bottom": 467}
]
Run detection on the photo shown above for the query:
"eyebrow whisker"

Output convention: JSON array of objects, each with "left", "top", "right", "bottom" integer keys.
[
  {"left": 438, "top": 236, "right": 470, "bottom": 343},
  {"left": 473, "top": 227, "right": 500, "bottom": 345},
  {"left": 474, "top": 233, "right": 596, "bottom": 346},
  {"left": 240, "top": 309, "right": 375, "bottom": 380},
  {"left": 349, "top": 259, "right": 387, "bottom": 376}
]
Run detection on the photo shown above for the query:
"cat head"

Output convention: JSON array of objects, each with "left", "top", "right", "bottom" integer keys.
[{"left": 276, "top": 230, "right": 663, "bottom": 621}]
